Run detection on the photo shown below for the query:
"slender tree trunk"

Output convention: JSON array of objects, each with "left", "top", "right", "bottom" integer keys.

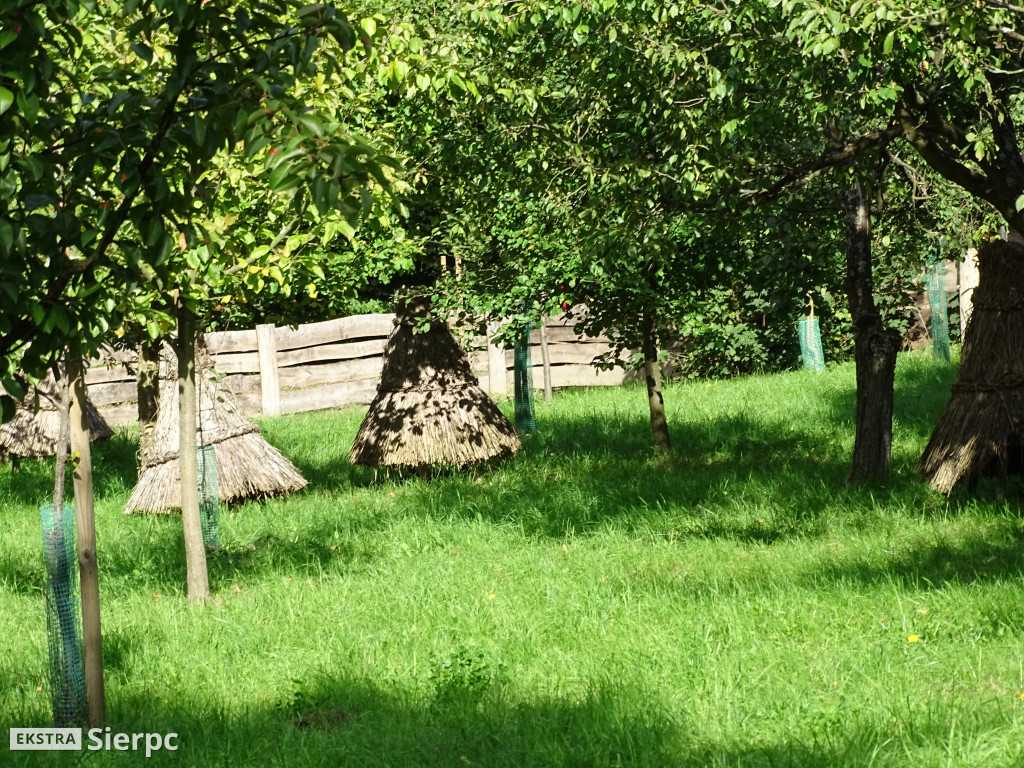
[
  {"left": 539, "top": 318, "right": 553, "bottom": 402},
  {"left": 843, "top": 180, "right": 900, "bottom": 484},
  {"left": 136, "top": 339, "right": 161, "bottom": 477},
  {"left": 176, "top": 300, "right": 210, "bottom": 603},
  {"left": 641, "top": 312, "right": 672, "bottom": 455},
  {"left": 53, "top": 361, "right": 70, "bottom": 513},
  {"left": 68, "top": 351, "right": 106, "bottom": 725}
]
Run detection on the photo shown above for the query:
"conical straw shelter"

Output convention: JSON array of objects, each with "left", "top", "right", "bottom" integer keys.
[
  {"left": 918, "top": 238, "right": 1024, "bottom": 493},
  {"left": 124, "top": 339, "right": 307, "bottom": 513},
  {"left": 0, "top": 373, "right": 113, "bottom": 460},
  {"left": 351, "top": 296, "right": 520, "bottom": 468}
]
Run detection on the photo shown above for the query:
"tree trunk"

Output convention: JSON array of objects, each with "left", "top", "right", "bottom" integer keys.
[
  {"left": 68, "top": 351, "right": 106, "bottom": 725},
  {"left": 641, "top": 312, "right": 672, "bottom": 455},
  {"left": 136, "top": 339, "right": 161, "bottom": 477},
  {"left": 843, "top": 180, "right": 900, "bottom": 484},
  {"left": 52, "top": 361, "right": 70, "bottom": 513},
  {"left": 176, "top": 301, "right": 210, "bottom": 603}
]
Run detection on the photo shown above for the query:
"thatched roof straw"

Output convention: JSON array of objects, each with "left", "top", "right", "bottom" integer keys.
[
  {"left": 918, "top": 239, "right": 1024, "bottom": 493},
  {"left": 124, "top": 339, "right": 306, "bottom": 513},
  {"left": 351, "top": 296, "right": 520, "bottom": 468},
  {"left": 0, "top": 373, "right": 113, "bottom": 459}
]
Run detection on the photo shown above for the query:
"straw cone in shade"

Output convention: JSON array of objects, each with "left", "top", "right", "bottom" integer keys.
[
  {"left": 124, "top": 340, "right": 306, "bottom": 513},
  {"left": 918, "top": 238, "right": 1024, "bottom": 493},
  {"left": 351, "top": 296, "right": 520, "bottom": 469},
  {"left": 0, "top": 372, "right": 113, "bottom": 460}
]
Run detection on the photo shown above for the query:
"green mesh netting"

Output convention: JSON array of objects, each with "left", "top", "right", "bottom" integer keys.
[
  {"left": 926, "top": 259, "right": 951, "bottom": 362},
  {"left": 513, "top": 322, "right": 536, "bottom": 436},
  {"left": 40, "top": 502, "right": 86, "bottom": 727},
  {"left": 798, "top": 318, "right": 825, "bottom": 372},
  {"left": 197, "top": 445, "right": 221, "bottom": 549}
]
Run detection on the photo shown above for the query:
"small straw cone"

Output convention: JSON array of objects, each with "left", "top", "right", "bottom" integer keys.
[
  {"left": 351, "top": 296, "right": 520, "bottom": 468},
  {"left": 918, "top": 239, "right": 1024, "bottom": 492},
  {"left": 0, "top": 373, "right": 113, "bottom": 459},
  {"left": 124, "top": 339, "right": 306, "bottom": 513}
]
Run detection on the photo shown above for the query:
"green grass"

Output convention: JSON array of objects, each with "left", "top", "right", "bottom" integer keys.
[{"left": 2, "top": 351, "right": 1024, "bottom": 767}]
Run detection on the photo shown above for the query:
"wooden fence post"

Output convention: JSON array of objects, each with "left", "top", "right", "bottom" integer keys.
[
  {"left": 256, "top": 323, "right": 281, "bottom": 416},
  {"left": 487, "top": 320, "right": 507, "bottom": 395},
  {"left": 539, "top": 319, "right": 553, "bottom": 402}
]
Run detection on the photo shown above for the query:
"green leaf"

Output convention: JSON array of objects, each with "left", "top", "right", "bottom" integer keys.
[
  {"left": 882, "top": 30, "right": 895, "bottom": 54},
  {"left": 0, "top": 87, "right": 12, "bottom": 115},
  {"left": 131, "top": 43, "right": 153, "bottom": 63},
  {"left": 0, "top": 219, "right": 12, "bottom": 252}
]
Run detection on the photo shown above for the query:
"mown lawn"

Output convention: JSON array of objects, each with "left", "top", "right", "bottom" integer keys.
[{"left": 2, "top": 352, "right": 1023, "bottom": 767}]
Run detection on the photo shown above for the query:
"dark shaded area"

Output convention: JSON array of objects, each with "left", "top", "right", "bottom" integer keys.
[
  {"left": 812, "top": 515, "right": 1024, "bottom": 590},
  {"left": 3, "top": 672, "right": 1013, "bottom": 768}
]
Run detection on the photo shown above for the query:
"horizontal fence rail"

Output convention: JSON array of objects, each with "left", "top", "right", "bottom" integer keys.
[{"left": 83, "top": 310, "right": 632, "bottom": 426}]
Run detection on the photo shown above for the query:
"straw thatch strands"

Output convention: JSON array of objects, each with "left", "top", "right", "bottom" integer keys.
[
  {"left": 0, "top": 374, "right": 113, "bottom": 460},
  {"left": 918, "top": 239, "right": 1024, "bottom": 493},
  {"left": 124, "top": 342, "right": 306, "bottom": 513},
  {"left": 351, "top": 296, "right": 520, "bottom": 469}
]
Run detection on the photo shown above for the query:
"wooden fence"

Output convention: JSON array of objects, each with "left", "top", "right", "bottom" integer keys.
[{"left": 84, "top": 311, "right": 631, "bottom": 426}]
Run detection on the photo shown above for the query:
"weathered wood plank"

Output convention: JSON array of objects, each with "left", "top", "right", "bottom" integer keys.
[
  {"left": 548, "top": 365, "right": 629, "bottom": 389},
  {"left": 256, "top": 323, "right": 281, "bottom": 417},
  {"left": 210, "top": 351, "right": 260, "bottom": 374},
  {"left": 274, "top": 313, "right": 395, "bottom": 351},
  {"left": 277, "top": 357, "right": 384, "bottom": 389},
  {"left": 487, "top": 321, "right": 507, "bottom": 394},
  {"left": 84, "top": 363, "right": 136, "bottom": 385},
  {"left": 211, "top": 372, "right": 262, "bottom": 395},
  {"left": 87, "top": 381, "right": 138, "bottom": 406},
  {"left": 276, "top": 338, "right": 388, "bottom": 368},
  {"left": 279, "top": 379, "right": 379, "bottom": 415},
  {"left": 206, "top": 329, "right": 259, "bottom": 354},
  {"left": 502, "top": 343, "right": 619, "bottom": 368},
  {"left": 95, "top": 403, "right": 139, "bottom": 427}
]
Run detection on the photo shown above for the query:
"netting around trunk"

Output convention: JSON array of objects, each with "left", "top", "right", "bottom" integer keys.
[
  {"left": 197, "top": 445, "right": 221, "bottom": 549},
  {"left": 40, "top": 502, "right": 86, "bottom": 727},
  {"left": 926, "top": 259, "right": 951, "bottom": 362},
  {"left": 798, "top": 318, "right": 825, "bottom": 372},
  {"left": 514, "top": 322, "right": 536, "bottom": 436}
]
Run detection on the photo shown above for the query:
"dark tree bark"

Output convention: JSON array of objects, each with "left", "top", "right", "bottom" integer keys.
[
  {"left": 176, "top": 300, "right": 210, "bottom": 603},
  {"left": 136, "top": 339, "right": 161, "bottom": 478},
  {"left": 640, "top": 312, "right": 672, "bottom": 455},
  {"left": 843, "top": 179, "right": 901, "bottom": 484}
]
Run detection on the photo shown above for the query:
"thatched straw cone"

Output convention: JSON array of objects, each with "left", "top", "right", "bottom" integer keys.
[
  {"left": 0, "top": 373, "right": 113, "bottom": 459},
  {"left": 918, "top": 239, "right": 1024, "bottom": 493},
  {"left": 124, "top": 340, "right": 306, "bottom": 513},
  {"left": 351, "top": 296, "right": 520, "bottom": 468}
]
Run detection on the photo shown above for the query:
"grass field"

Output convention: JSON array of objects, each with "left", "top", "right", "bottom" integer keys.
[{"left": 2, "top": 352, "right": 1024, "bottom": 767}]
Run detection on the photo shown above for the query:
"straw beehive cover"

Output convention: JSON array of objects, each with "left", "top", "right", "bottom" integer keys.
[
  {"left": 351, "top": 297, "right": 520, "bottom": 468},
  {"left": 918, "top": 238, "right": 1024, "bottom": 492},
  {"left": 0, "top": 373, "right": 113, "bottom": 459},
  {"left": 124, "top": 342, "right": 307, "bottom": 513}
]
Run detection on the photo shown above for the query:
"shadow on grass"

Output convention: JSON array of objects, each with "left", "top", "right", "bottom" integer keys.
[
  {"left": 812, "top": 513, "right": 1024, "bottom": 590},
  {"left": 6, "top": 675, "right": 686, "bottom": 768},
  {"left": 393, "top": 407, "right": 922, "bottom": 541},
  {"left": 91, "top": 513, "right": 382, "bottom": 597},
  {"left": 4, "top": 672, "right": 1014, "bottom": 768}
]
